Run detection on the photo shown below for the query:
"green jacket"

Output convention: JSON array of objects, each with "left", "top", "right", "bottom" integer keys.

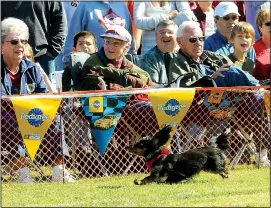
[
  {"left": 168, "top": 50, "right": 233, "bottom": 87},
  {"left": 82, "top": 48, "right": 152, "bottom": 90}
]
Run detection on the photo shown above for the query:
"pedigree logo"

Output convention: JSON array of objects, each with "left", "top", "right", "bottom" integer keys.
[
  {"left": 20, "top": 108, "right": 50, "bottom": 127},
  {"left": 92, "top": 100, "right": 101, "bottom": 109},
  {"left": 157, "top": 99, "right": 186, "bottom": 117}
]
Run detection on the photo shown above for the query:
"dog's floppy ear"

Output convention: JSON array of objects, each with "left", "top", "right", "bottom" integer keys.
[{"left": 152, "top": 125, "right": 173, "bottom": 148}]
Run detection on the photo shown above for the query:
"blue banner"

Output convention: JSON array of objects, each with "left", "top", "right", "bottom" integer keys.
[{"left": 82, "top": 95, "right": 128, "bottom": 155}]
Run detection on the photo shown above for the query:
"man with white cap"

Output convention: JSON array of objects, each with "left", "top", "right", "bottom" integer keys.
[
  {"left": 79, "top": 26, "right": 152, "bottom": 92},
  {"left": 204, "top": 2, "right": 256, "bottom": 63}
]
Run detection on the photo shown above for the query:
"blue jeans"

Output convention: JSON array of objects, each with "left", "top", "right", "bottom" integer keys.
[{"left": 35, "top": 54, "right": 56, "bottom": 76}]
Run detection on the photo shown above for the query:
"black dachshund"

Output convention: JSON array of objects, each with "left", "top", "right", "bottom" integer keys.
[{"left": 128, "top": 125, "right": 231, "bottom": 185}]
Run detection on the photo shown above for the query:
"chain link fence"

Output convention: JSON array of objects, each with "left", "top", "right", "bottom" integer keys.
[{"left": 1, "top": 87, "right": 270, "bottom": 183}]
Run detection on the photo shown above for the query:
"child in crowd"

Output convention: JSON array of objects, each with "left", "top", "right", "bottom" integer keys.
[
  {"left": 62, "top": 30, "right": 98, "bottom": 92},
  {"left": 228, "top": 22, "right": 255, "bottom": 75},
  {"left": 24, "top": 44, "right": 57, "bottom": 93}
]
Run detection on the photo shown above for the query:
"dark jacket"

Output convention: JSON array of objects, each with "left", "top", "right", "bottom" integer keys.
[
  {"left": 82, "top": 47, "right": 152, "bottom": 90},
  {"left": 1, "top": 57, "right": 49, "bottom": 96},
  {"left": 168, "top": 50, "right": 259, "bottom": 87},
  {"left": 1, "top": 1, "right": 67, "bottom": 59}
]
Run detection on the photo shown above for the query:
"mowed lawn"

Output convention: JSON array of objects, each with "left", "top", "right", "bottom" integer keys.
[{"left": 2, "top": 165, "right": 270, "bottom": 207}]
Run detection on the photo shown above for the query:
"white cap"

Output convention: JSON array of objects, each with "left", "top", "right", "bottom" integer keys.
[
  {"left": 100, "top": 26, "right": 132, "bottom": 45},
  {"left": 214, "top": 2, "right": 240, "bottom": 17}
]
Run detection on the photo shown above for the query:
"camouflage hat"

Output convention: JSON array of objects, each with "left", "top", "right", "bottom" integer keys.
[{"left": 100, "top": 27, "right": 131, "bottom": 44}]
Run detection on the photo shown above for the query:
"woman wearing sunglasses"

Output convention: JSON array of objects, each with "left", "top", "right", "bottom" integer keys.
[
  {"left": 253, "top": 8, "right": 270, "bottom": 81},
  {"left": 1, "top": 17, "right": 48, "bottom": 95},
  {"left": 1, "top": 17, "right": 49, "bottom": 183}
]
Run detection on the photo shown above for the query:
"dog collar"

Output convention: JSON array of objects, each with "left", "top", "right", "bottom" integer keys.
[{"left": 145, "top": 148, "right": 171, "bottom": 171}]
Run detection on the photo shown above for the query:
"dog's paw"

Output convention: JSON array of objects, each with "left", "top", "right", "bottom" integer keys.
[{"left": 134, "top": 179, "right": 143, "bottom": 185}]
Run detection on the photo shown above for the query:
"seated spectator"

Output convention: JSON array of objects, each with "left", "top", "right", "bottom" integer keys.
[
  {"left": 134, "top": 1, "right": 196, "bottom": 55},
  {"left": 62, "top": 31, "right": 98, "bottom": 92},
  {"left": 168, "top": 21, "right": 259, "bottom": 87},
  {"left": 80, "top": 26, "right": 152, "bottom": 93},
  {"left": 228, "top": 22, "right": 255, "bottom": 75},
  {"left": 192, "top": 1, "right": 216, "bottom": 38},
  {"left": 23, "top": 43, "right": 57, "bottom": 93},
  {"left": 204, "top": 2, "right": 256, "bottom": 63},
  {"left": 1, "top": 17, "right": 75, "bottom": 183},
  {"left": 138, "top": 20, "right": 179, "bottom": 88},
  {"left": 253, "top": 8, "right": 270, "bottom": 81}
]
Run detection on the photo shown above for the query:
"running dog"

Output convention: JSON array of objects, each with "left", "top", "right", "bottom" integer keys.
[{"left": 128, "top": 125, "right": 231, "bottom": 185}]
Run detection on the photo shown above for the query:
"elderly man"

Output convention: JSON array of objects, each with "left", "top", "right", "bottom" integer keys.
[
  {"left": 204, "top": 2, "right": 256, "bottom": 63},
  {"left": 138, "top": 20, "right": 179, "bottom": 88},
  {"left": 168, "top": 21, "right": 259, "bottom": 87},
  {"left": 80, "top": 26, "right": 152, "bottom": 93}
]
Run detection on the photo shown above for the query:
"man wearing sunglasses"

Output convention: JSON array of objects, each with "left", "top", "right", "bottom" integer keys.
[
  {"left": 168, "top": 21, "right": 259, "bottom": 87},
  {"left": 204, "top": 2, "right": 256, "bottom": 63}
]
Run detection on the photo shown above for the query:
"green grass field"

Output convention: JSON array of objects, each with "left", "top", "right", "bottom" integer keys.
[{"left": 1, "top": 165, "right": 270, "bottom": 207}]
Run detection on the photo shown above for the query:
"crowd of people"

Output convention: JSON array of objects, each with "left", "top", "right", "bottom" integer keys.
[{"left": 1, "top": 1, "right": 270, "bottom": 183}]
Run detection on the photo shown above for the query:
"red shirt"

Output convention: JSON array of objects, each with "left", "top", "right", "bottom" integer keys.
[
  {"left": 8, "top": 71, "right": 21, "bottom": 94},
  {"left": 253, "top": 39, "right": 270, "bottom": 80}
]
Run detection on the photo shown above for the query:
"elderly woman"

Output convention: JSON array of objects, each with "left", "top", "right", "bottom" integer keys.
[
  {"left": 1, "top": 17, "right": 48, "bottom": 95},
  {"left": 1, "top": 18, "right": 75, "bottom": 183},
  {"left": 253, "top": 8, "right": 270, "bottom": 81},
  {"left": 80, "top": 26, "right": 153, "bottom": 93}
]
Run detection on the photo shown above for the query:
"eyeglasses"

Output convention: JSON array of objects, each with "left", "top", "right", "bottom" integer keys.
[
  {"left": 104, "top": 39, "right": 123, "bottom": 47},
  {"left": 5, "top": 39, "right": 28, "bottom": 45},
  {"left": 189, "top": 36, "right": 205, "bottom": 43},
  {"left": 264, "top": 21, "right": 271, "bottom": 27},
  {"left": 222, "top": 15, "right": 239, "bottom": 21}
]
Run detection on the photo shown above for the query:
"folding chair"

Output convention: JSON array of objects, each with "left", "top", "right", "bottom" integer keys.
[{"left": 49, "top": 70, "right": 64, "bottom": 92}]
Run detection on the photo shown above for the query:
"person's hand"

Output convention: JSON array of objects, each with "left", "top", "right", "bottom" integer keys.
[
  {"left": 168, "top": 10, "right": 178, "bottom": 20},
  {"left": 211, "top": 64, "right": 231, "bottom": 79}
]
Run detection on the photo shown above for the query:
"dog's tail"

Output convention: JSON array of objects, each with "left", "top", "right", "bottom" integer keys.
[{"left": 211, "top": 128, "right": 231, "bottom": 150}]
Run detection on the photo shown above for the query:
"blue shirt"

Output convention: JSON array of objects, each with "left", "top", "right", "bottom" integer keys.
[
  {"left": 204, "top": 30, "right": 256, "bottom": 63},
  {"left": 139, "top": 46, "right": 177, "bottom": 88}
]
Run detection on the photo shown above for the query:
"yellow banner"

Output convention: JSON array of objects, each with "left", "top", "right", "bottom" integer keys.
[
  {"left": 148, "top": 89, "right": 195, "bottom": 141},
  {"left": 89, "top": 96, "right": 104, "bottom": 113},
  {"left": 264, "top": 93, "right": 270, "bottom": 117},
  {"left": 11, "top": 98, "right": 62, "bottom": 161}
]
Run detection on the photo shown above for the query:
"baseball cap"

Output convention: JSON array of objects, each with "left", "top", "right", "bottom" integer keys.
[
  {"left": 214, "top": 2, "right": 240, "bottom": 17},
  {"left": 100, "top": 27, "right": 132, "bottom": 44}
]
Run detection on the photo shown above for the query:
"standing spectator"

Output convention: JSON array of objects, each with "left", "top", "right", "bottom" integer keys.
[
  {"left": 1, "top": 1, "right": 68, "bottom": 76},
  {"left": 126, "top": 1, "right": 143, "bottom": 53},
  {"left": 253, "top": 8, "right": 270, "bottom": 81},
  {"left": 228, "top": 22, "right": 255, "bottom": 75},
  {"left": 204, "top": 2, "right": 256, "bottom": 63},
  {"left": 138, "top": 20, "right": 179, "bottom": 88},
  {"left": 212, "top": 1, "right": 246, "bottom": 21},
  {"left": 245, "top": 1, "right": 270, "bottom": 40},
  {"left": 192, "top": 1, "right": 216, "bottom": 38},
  {"left": 63, "top": 1, "right": 136, "bottom": 59},
  {"left": 55, "top": 1, "right": 80, "bottom": 71},
  {"left": 134, "top": 1, "right": 196, "bottom": 55}
]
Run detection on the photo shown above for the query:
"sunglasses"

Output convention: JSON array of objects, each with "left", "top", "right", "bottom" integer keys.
[
  {"left": 189, "top": 36, "right": 205, "bottom": 43},
  {"left": 222, "top": 15, "right": 238, "bottom": 21},
  {"left": 264, "top": 21, "right": 271, "bottom": 27},
  {"left": 5, "top": 39, "right": 28, "bottom": 45}
]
